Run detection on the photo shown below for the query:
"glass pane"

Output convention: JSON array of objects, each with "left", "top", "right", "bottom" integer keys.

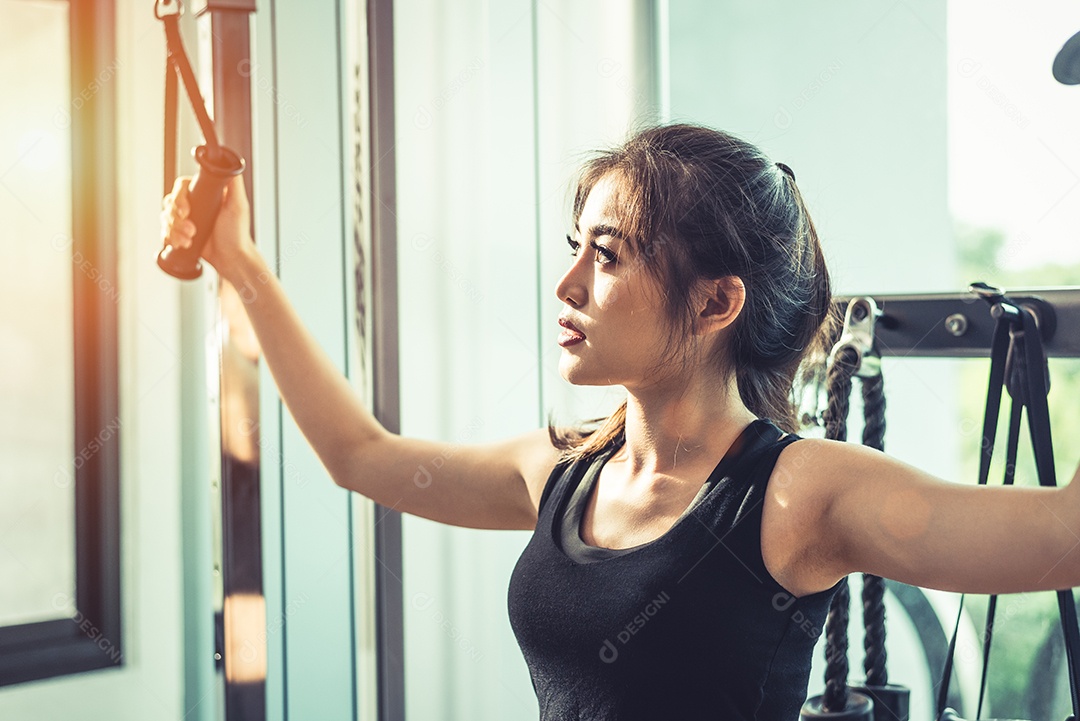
[
  {"left": 0, "top": 0, "right": 76, "bottom": 626},
  {"left": 949, "top": 1, "right": 1080, "bottom": 275},
  {"left": 949, "top": 4, "right": 1080, "bottom": 715}
]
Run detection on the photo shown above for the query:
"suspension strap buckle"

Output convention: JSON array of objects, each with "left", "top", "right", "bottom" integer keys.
[
  {"left": 155, "top": 0, "right": 182, "bottom": 18},
  {"left": 968, "top": 281, "right": 1055, "bottom": 403},
  {"left": 828, "top": 297, "right": 881, "bottom": 378},
  {"left": 970, "top": 280, "right": 1024, "bottom": 323}
]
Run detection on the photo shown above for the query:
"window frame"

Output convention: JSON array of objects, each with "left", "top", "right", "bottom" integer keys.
[{"left": 0, "top": 0, "right": 121, "bottom": 687}]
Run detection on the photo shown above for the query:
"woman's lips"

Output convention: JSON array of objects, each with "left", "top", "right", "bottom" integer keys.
[{"left": 558, "top": 317, "right": 585, "bottom": 347}]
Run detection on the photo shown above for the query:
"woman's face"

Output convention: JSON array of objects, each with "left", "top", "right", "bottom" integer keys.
[{"left": 554, "top": 174, "right": 677, "bottom": 390}]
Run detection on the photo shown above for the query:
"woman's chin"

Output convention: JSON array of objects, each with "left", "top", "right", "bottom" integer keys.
[
  {"left": 557, "top": 356, "right": 586, "bottom": 385},
  {"left": 557, "top": 359, "right": 606, "bottom": 387}
]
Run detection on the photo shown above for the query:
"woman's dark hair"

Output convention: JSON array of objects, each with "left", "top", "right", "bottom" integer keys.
[{"left": 549, "top": 123, "right": 838, "bottom": 462}]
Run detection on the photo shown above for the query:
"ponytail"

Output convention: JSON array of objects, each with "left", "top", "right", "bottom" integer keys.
[{"left": 731, "top": 175, "right": 838, "bottom": 434}]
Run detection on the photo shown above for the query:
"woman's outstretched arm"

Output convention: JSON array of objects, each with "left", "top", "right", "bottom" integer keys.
[
  {"left": 161, "top": 175, "right": 561, "bottom": 531},
  {"left": 762, "top": 438, "right": 1080, "bottom": 597}
]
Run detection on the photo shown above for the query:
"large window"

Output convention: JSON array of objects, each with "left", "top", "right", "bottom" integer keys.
[
  {"left": 948, "top": 2, "right": 1080, "bottom": 715},
  {"left": 0, "top": 0, "right": 119, "bottom": 686}
]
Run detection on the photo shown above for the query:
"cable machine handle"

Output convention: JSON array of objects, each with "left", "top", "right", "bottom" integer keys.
[
  {"left": 155, "top": 0, "right": 246, "bottom": 280},
  {"left": 157, "top": 145, "right": 244, "bottom": 279}
]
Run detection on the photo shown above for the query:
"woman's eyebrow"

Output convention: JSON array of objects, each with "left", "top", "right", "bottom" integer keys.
[{"left": 573, "top": 223, "right": 628, "bottom": 241}]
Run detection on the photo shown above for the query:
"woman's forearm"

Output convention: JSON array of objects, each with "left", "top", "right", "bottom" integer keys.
[{"left": 225, "top": 242, "right": 389, "bottom": 481}]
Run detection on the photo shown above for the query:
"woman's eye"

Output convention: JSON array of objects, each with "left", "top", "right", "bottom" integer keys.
[
  {"left": 566, "top": 235, "right": 617, "bottom": 265},
  {"left": 591, "top": 241, "right": 617, "bottom": 265}
]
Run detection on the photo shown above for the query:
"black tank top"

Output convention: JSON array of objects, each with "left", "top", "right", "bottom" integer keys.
[{"left": 507, "top": 418, "right": 839, "bottom": 721}]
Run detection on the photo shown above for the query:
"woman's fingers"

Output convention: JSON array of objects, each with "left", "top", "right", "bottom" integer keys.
[
  {"left": 161, "top": 176, "right": 195, "bottom": 247},
  {"left": 172, "top": 220, "right": 197, "bottom": 247},
  {"left": 169, "top": 176, "right": 191, "bottom": 218},
  {"left": 160, "top": 205, "right": 193, "bottom": 245}
]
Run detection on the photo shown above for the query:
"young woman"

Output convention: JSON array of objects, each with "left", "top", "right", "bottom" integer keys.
[{"left": 161, "top": 123, "right": 1080, "bottom": 720}]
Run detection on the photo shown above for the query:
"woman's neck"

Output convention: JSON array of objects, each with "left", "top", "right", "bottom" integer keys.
[{"left": 616, "top": 371, "right": 757, "bottom": 477}]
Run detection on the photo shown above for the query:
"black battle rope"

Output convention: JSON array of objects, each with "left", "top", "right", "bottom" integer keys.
[
  {"left": 821, "top": 345, "right": 861, "bottom": 712},
  {"left": 935, "top": 289, "right": 1080, "bottom": 721},
  {"left": 860, "top": 371, "right": 889, "bottom": 689},
  {"left": 825, "top": 581, "right": 853, "bottom": 711},
  {"left": 820, "top": 342, "right": 891, "bottom": 712}
]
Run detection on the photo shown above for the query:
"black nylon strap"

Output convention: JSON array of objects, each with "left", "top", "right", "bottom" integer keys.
[
  {"left": 164, "top": 54, "right": 177, "bottom": 194},
  {"left": 161, "top": 14, "right": 219, "bottom": 149},
  {"left": 938, "top": 600, "right": 965, "bottom": 716},
  {"left": 936, "top": 300, "right": 1080, "bottom": 720},
  {"left": 979, "top": 314, "right": 1012, "bottom": 489},
  {"left": 1020, "top": 305, "right": 1080, "bottom": 717},
  {"left": 935, "top": 314, "right": 1010, "bottom": 718},
  {"left": 976, "top": 400, "right": 1022, "bottom": 718}
]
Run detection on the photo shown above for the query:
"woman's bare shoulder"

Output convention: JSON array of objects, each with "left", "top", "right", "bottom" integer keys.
[{"left": 512, "top": 427, "right": 571, "bottom": 518}]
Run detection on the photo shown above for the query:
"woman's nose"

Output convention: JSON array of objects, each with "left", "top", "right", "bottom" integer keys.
[{"left": 555, "top": 262, "right": 586, "bottom": 308}]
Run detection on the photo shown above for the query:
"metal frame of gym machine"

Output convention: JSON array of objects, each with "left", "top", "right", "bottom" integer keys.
[
  {"left": 835, "top": 287, "right": 1080, "bottom": 358},
  {"left": 818, "top": 286, "right": 1080, "bottom": 720}
]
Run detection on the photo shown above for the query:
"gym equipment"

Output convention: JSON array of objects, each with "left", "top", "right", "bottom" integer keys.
[
  {"left": 801, "top": 693, "right": 875, "bottom": 721},
  {"left": 155, "top": 0, "right": 245, "bottom": 280},
  {"left": 799, "top": 285, "right": 1080, "bottom": 719},
  {"left": 934, "top": 283, "right": 1080, "bottom": 721},
  {"left": 801, "top": 298, "right": 912, "bottom": 721},
  {"left": 1054, "top": 29, "right": 1080, "bottom": 85}
]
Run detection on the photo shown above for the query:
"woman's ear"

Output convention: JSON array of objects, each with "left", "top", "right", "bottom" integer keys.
[{"left": 695, "top": 276, "right": 745, "bottom": 336}]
